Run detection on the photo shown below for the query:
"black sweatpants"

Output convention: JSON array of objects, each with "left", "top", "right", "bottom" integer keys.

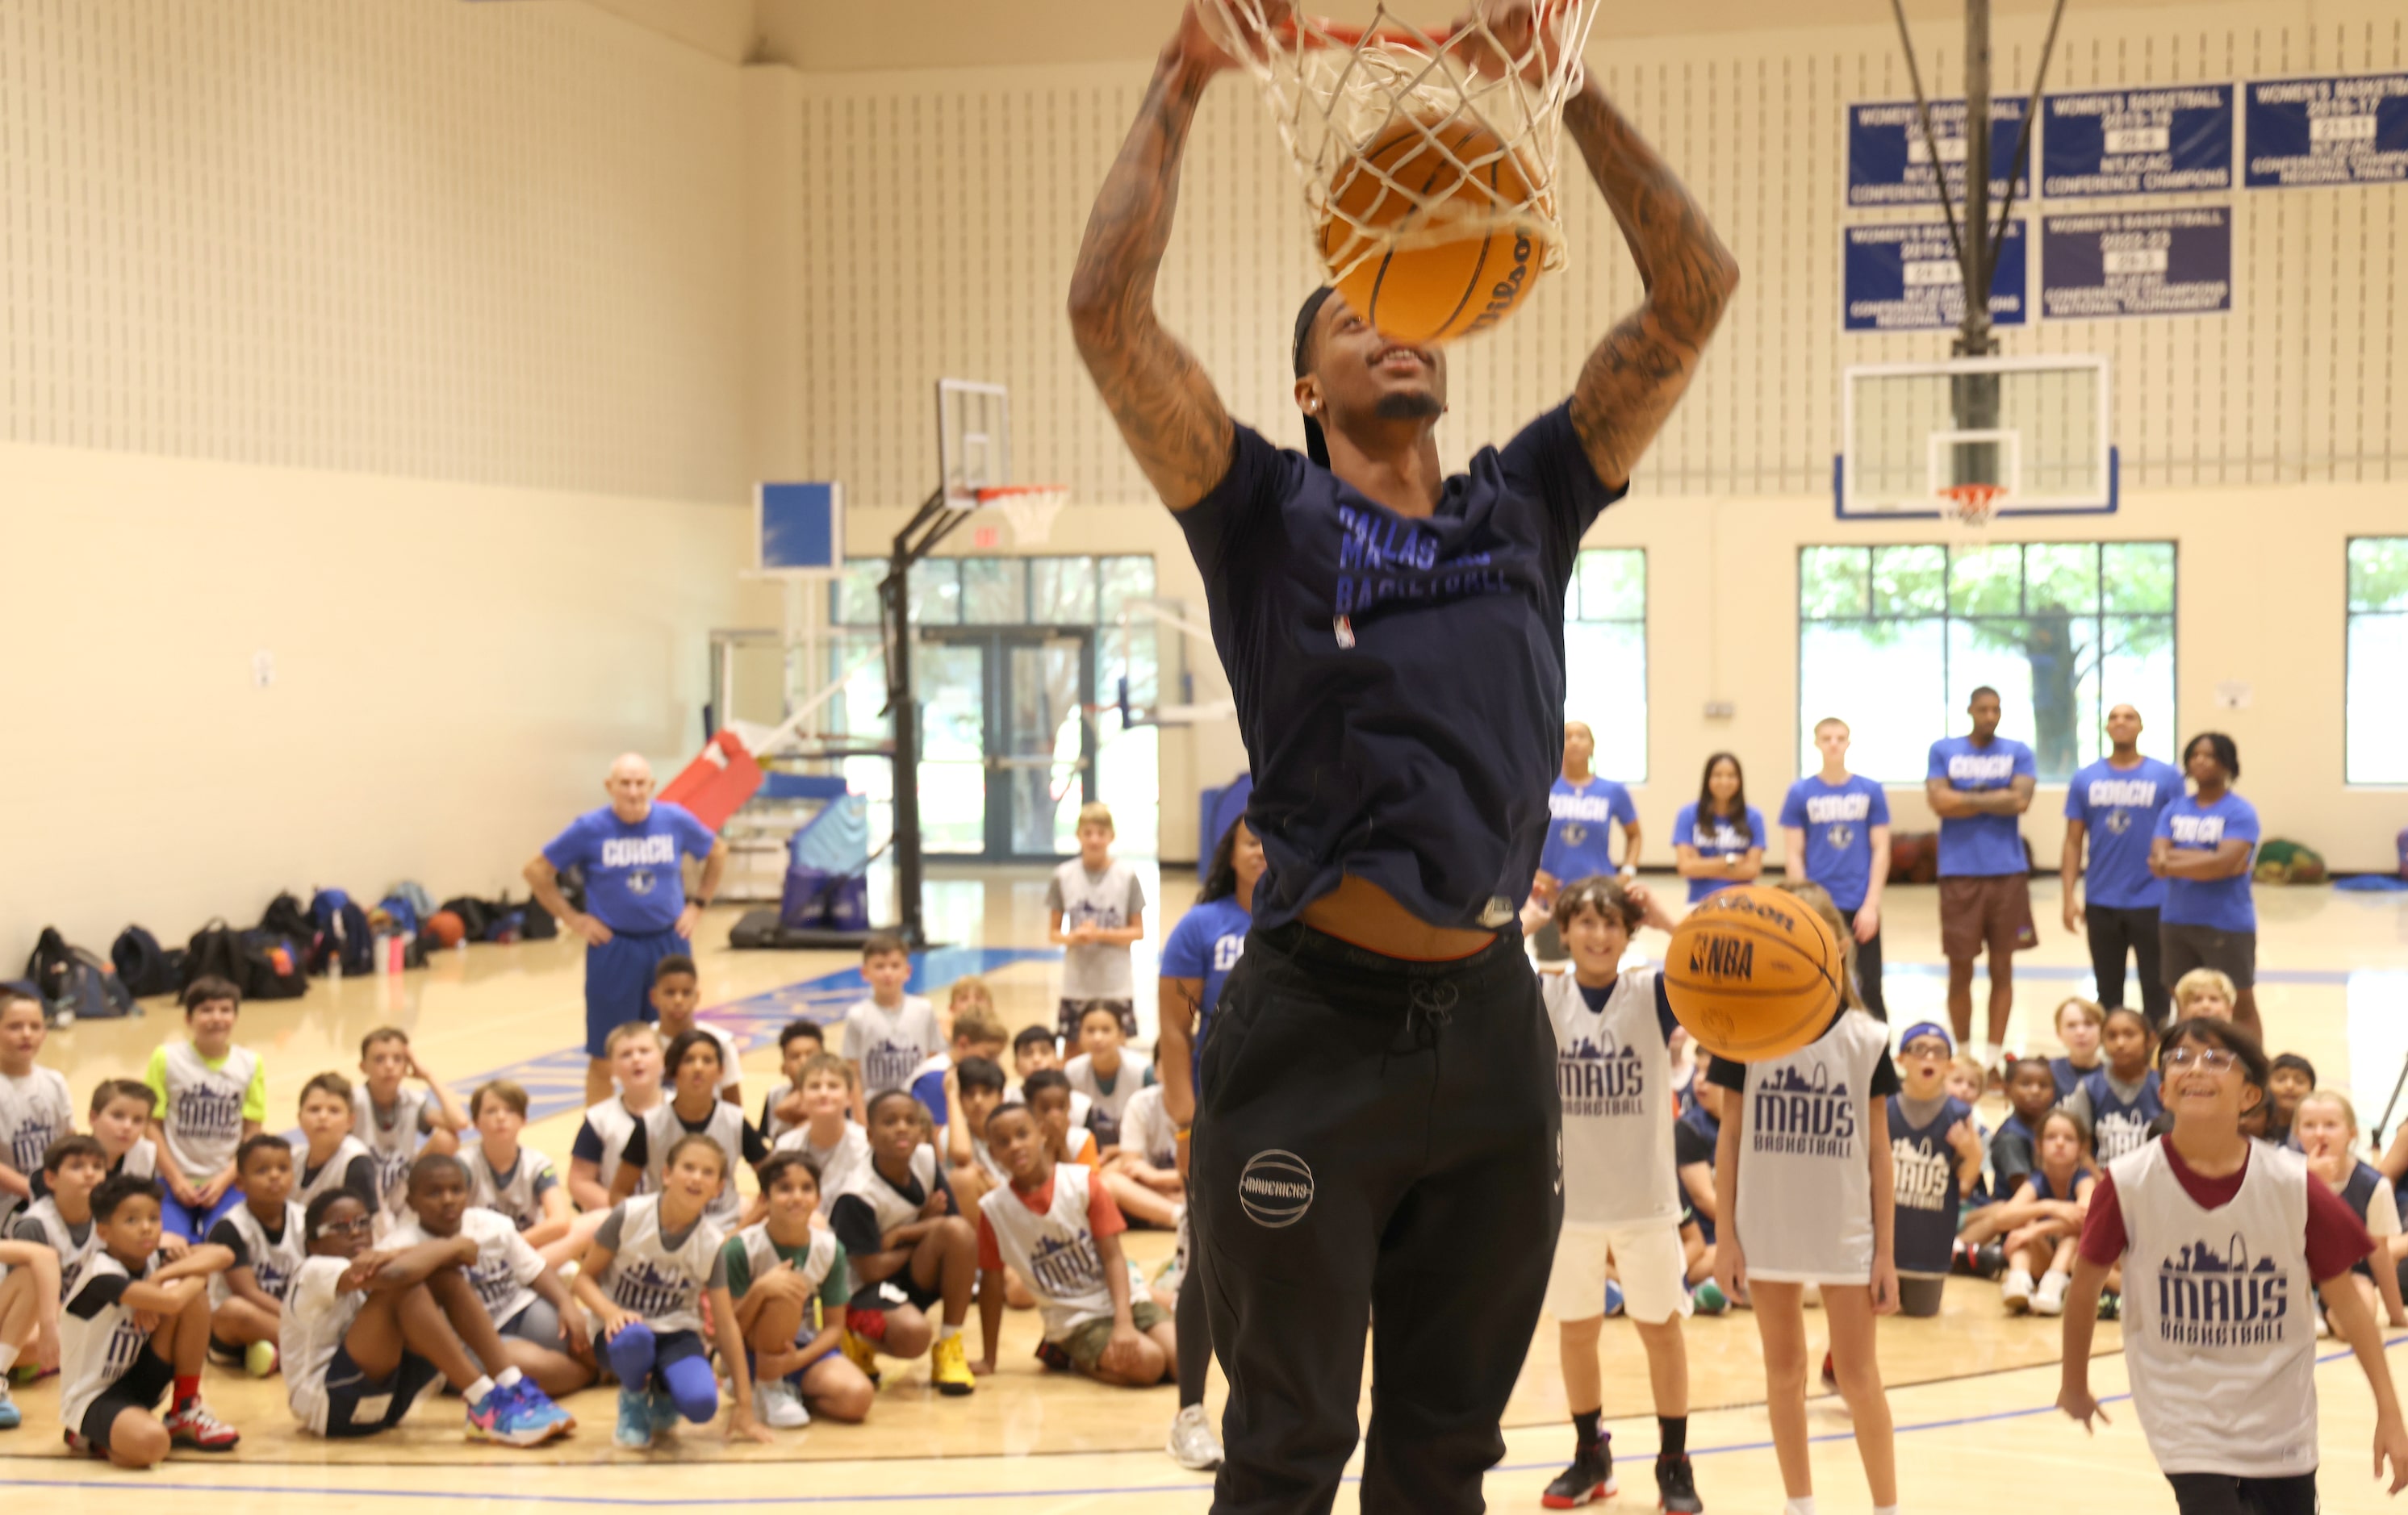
[
  {"left": 2165, "top": 1471, "right": 2317, "bottom": 1514},
  {"left": 1192, "top": 922, "right": 1562, "bottom": 1515},
  {"left": 1855, "top": 922, "right": 1887, "bottom": 1020},
  {"left": 2086, "top": 904, "right": 2168, "bottom": 1026}
]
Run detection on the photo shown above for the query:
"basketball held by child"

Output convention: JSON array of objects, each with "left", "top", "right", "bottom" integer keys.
[
  {"left": 1662, "top": 885, "right": 1842, "bottom": 1062},
  {"left": 1318, "top": 111, "right": 1549, "bottom": 345}
]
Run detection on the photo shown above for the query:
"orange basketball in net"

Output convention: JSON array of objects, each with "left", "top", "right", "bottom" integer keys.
[
  {"left": 1662, "top": 886, "right": 1846, "bottom": 1063},
  {"left": 1319, "top": 112, "right": 1548, "bottom": 345}
]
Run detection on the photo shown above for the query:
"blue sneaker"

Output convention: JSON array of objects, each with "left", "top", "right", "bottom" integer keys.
[
  {"left": 468, "top": 1380, "right": 562, "bottom": 1448},
  {"left": 647, "top": 1388, "right": 680, "bottom": 1434},
  {"left": 0, "top": 1380, "right": 19, "bottom": 1431},
  {"left": 613, "top": 1388, "right": 654, "bottom": 1450},
  {"left": 1603, "top": 1280, "right": 1626, "bottom": 1318},
  {"left": 500, "top": 1380, "right": 576, "bottom": 1444}
]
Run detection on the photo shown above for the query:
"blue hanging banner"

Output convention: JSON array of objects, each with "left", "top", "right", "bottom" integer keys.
[
  {"left": 1842, "top": 221, "right": 2028, "bottom": 332},
  {"left": 2041, "top": 208, "right": 2231, "bottom": 320},
  {"left": 1847, "top": 98, "right": 2031, "bottom": 207},
  {"left": 2041, "top": 86, "right": 2235, "bottom": 198},
  {"left": 2245, "top": 73, "right": 2408, "bottom": 188}
]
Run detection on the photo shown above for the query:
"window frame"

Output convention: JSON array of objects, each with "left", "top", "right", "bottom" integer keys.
[
  {"left": 1565, "top": 547, "right": 1649, "bottom": 786},
  {"left": 2346, "top": 535, "right": 2408, "bottom": 787}
]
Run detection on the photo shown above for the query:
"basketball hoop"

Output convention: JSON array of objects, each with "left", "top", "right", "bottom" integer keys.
[
  {"left": 1200, "top": 3, "right": 1598, "bottom": 336},
  {"left": 1937, "top": 482, "right": 2008, "bottom": 528},
  {"left": 968, "top": 485, "right": 1069, "bottom": 548}
]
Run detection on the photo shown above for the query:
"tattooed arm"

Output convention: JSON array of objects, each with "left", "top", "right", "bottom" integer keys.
[
  {"left": 1067, "top": 12, "right": 1240, "bottom": 512},
  {"left": 1560, "top": 80, "right": 1741, "bottom": 490}
]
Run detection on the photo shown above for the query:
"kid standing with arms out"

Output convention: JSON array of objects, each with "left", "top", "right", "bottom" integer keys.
[
  {"left": 1539, "top": 878, "right": 1703, "bottom": 1513},
  {"left": 0, "top": 990, "right": 72, "bottom": 1228},
  {"left": 144, "top": 978, "right": 265, "bottom": 1242},
  {"left": 1782, "top": 718, "right": 1893, "bottom": 1020},
  {"left": 841, "top": 935, "right": 942, "bottom": 1120},
  {"left": 354, "top": 1029, "right": 467, "bottom": 1229},
  {"left": 1047, "top": 802, "right": 1147, "bottom": 1041},
  {"left": 2059, "top": 1018, "right": 2408, "bottom": 1513},
  {"left": 1712, "top": 879, "right": 1901, "bottom": 1515}
]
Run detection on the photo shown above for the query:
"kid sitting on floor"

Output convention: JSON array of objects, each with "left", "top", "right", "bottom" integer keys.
[
  {"left": 461, "top": 1080, "right": 586, "bottom": 1266},
  {"left": 57, "top": 1175, "right": 238, "bottom": 1466},
  {"left": 2171, "top": 966, "right": 2239, "bottom": 1022},
  {"left": 2063, "top": 1005, "right": 2164, "bottom": 1162},
  {"left": 945, "top": 1056, "right": 1012, "bottom": 1215},
  {"left": 144, "top": 978, "right": 265, "bottom": 1242},
  {"left": 0, "top": 1236, "right": 60, "bottom": 1429},
  {"left": 282, "top": 1188, "right": 571, "bottom": 1446},
  {"left": 86, "top": 1080, "right": 159, "bottom": 1184},
  {"left": 2267, "top": 1054, "right": 2316, "bottom": 1150},
  {"left": 0, "top": 988, "right": 72, "bottom": 1229},
  {"left": 1990, "top": 1057, "right": 2060, "bottom": 1199},
  {"left": 355, "top": 1028, "right": 467, "bottom": 1232},
  {"left": 723, "top": 1153, "right": 873, "bottom": 1428},
  {"left": 771, "top": 1053, "right": 870, "bottom": 1216},
  {"left": 1967, "top": 1108, "right": 2098, "bottom": 1316},
  {"left": 204, "top": 1134, "right": 304, "bottom": 1378},
  {"left": 390, "top": 1154, "right": 594, "bottom": 1400},
  {"left": 2048, "top": 996, "right": 2106, "bottom": 1100},
  {"left": 829, "top": 1091, "right": 980, "bottom": 1398},
  {"left": 1022, "top": 1071, "right": 1102, "bottom": 1170},
  {"left": 1888, "top": 1022, "right": 1987, "bottom": 1320},
  {"left": 650, "top": 956, "right": 741, "bottom": 1105},
  {"left": 975, "top": 1103, "right": 1175, "bottom": 1388},
  {"left": 761, "top": 1020, "right": 827, "bottom": 1143},
  {"left": 913, "top": 1002, "right": 1010, "bottom": 1133},
  {"left": 568, "top": 1023, "right": 667, "bottom": 1212},
  {"left": 10, "top": 1134, "right": 109, "bottom": 1297},
  {"left": 2296, "top": 1090, "right": 2408, "bottom": 1333},
  {"left": 611, "top": 1030, "right": 769, "bottom": 1226},
  {"left": 295, "top": 1074, "right": 379, "bottom": 1212}
]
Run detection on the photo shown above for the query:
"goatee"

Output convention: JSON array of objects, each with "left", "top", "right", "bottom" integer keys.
[{"left": 1374, "top": 391, "right": 1443, "bottom": 421}]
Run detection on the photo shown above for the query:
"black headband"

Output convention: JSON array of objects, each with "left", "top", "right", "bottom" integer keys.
[{"left": 1293, "top": 286, "right": 1336, "bottom": 467}]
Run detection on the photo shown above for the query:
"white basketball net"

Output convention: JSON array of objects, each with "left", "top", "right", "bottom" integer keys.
[
  {"left": 973, "top": 485, "right": 1068, "bottom": 548},
  {"left": 1938, "top": 482, "right": 2008, "bottom": 529},
  {"left": 1198, "top": 2, "right": 1598, "bottom": 288}
]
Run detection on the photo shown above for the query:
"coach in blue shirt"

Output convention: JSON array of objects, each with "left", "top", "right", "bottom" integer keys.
[
  {"left": 1925, "top": 687, "right": 2038, "bottom": 1071},
  {"left": 2151, "top": 730, "right": 2263, "bottom": 1037},
  {"left": 1530, "top": 720, "right": 1642, "bottom": 963},
  {"left": 525, "top": 753, "right": 726, "bottom": 1108},
  {"left": 2059, "top": 703, "right": 2183, "bottom": 1028},
  {"left": 1782, "top": 716, "right": 1892, "bottom": 1019}
]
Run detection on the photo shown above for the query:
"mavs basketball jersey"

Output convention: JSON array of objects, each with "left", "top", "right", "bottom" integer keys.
[
  {"left": 12, "top": 1195, "right": 97, "bottom": 1298},
  {"left": 387, "top": 1206, "right": 543, "bottom": 1327},
  {"left": 60, "top": 1250, "right": 162, "bottom": 1434},
  {"left": 579, "top": 1096, "right": 653, "bottom": 1200},
  {"left": 155, "top": 1041, "right": 259, "bottom": 1180},
  {"left": 354, "top": 1085, "right": 437, "bottom": 1224},
  {"left": 978, "top": 1165, "right": 1118, "bottom": 1344},
  {"left": 296, "top": 1134, "right": 374, "bottom": 1212},
  {"left": 595, "top": 1193, "right": 728, "bottom": 1335},
  {"left": 207, "top": 1199, "right": 307, "bottom": 1308},
  {"left": 0, "top": 1067, "right": 73, "bottom": 1220},
  {"left": 2113, "top": 1140, "right": 2319, "bottom": 1478},
  {"left": 1888, "top": 1095, "right": 1975, "bottom": 1279},
  {"left": 1729, "top": 1012, "right": 1896, "bottom": 1283},
  {"left": 462, "top": 1143, "right": 559, "bottom": 1233},
  {"left": 2081, "top": 1068, "right": 2165, "bottom": 1162},
  {"left": 1543, "top": 968, "right": 1679, "bottom": 1227},
  {"left": 842, "top": 998, "right": 942, "bottom": 1101}
]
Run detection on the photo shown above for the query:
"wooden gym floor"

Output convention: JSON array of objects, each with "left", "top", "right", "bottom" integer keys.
[{"left": 10, "top": 865, "right": 2408, "bottom": 1512}]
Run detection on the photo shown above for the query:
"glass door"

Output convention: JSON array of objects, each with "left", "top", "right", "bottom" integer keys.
[{"left": 998, "top": 632, "right": 1095, "bottom": 858}]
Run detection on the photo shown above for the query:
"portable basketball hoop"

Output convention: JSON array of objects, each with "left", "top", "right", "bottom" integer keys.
[
  {"left": 967, "top": 484, "right": 1069, "bottom": 549},
  {"left": 1937, "top": 482, "right": 2008, "bottom": 528},
  {"left": 1201, "top": 2, "right": 1599, "bottom": 340}
]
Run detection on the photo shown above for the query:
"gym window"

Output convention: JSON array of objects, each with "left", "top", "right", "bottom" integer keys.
[
  {"left": 1565, "top": 549, "right": 1648, "bottom": 783},
  {"left": 2347, "top": 538, "right": 2408, "bottom": 785},
  {"left": 1797, "top": 541, "right": 2176, "bottom": 785}
]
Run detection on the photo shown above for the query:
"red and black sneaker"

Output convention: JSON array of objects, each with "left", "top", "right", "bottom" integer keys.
[
  {"left": 163, "top": 1399, "right": 241, "bottom": 1453},
  {"left": 1657, "top": 1452, "right": 1704, "bottom": 1513},
  {"left": 1541, "top": 1441, "right": 1616, "bottom": 1509}
]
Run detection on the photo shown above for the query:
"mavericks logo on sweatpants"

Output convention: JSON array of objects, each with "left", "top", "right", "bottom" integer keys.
[{"left": 1239, "top": 1150, "right": 1314, "bottom": 1229}]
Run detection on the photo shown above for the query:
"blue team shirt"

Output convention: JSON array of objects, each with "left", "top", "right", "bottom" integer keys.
[
  {"left": 1539, "top": 776, "right": 1637, "bottom": 883},
  {"left": 1778, "top": 774, "right": 1890, "bottom": 912},
  {"left": 2155, "top": 790, "right": 2260, "bottom": 932},
  {"left": 1671, "top": 803, "right": 1767, "bottom": 903},
  {"left": 1160, "top": 898, "right": 1251, "bottom": 1096},
  {"left": 2063, "top": 757, "right": 2182, "bottom": 910},
  {"left": 1925, "top": 735, "right": 2036, "bottom": 877},
  {"left": 1178, "top": 407, "right": 1623, "bottom": 931},
  {"left": 541, "top": 802, "right": 717, "bottom": 935}
]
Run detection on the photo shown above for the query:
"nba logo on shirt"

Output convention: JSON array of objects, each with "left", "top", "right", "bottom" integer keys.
[
  {"left": 2102, "top": 808, "right": 2134, "bottom": 836},
  {"left": 1560, "top": 821, "right": 1589, "bottom": 848},
  {"left": 2155, "top": 1233, "right": 2287, "bottom": 1347},
  {"left": 1753, "top": 1062, "right": 1858, "bottom": 1158},
  {"left": 1558, "top": 1033, "right": 1645, "bottom": 1120}
]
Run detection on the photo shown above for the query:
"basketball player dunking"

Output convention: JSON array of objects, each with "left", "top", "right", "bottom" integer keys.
[{"left": 1069, "top": 5, "right": 1737, "bottom": 1509}]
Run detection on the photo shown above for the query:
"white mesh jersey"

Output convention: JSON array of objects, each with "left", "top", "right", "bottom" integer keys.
[
  {"left": 58, "top": 1249, "right": 161, "bottom": 1433},
  {"left": 0, "top": 1067, "right": 73, "bottom": 1197},
  {"left": 353, "top": 1085, "right": 437, "bottom": 1222},
  {"left": 772, "top": 1121, "right": 870, "bottom": 1217},
  {"left": 282, "top": 1254, "right": 373, "bottom": 1434},
  {"left": 978, "top": 1164, "right": 1118, "bottom": 1343},
  {"left": 1733, "top": 1012, "right": 1891, "bottom": 1283},
  {"left": 841, "top": 997, "right": 941, "bottom": 1100},
  {"left": 730, "top": 1221, "right": 840, "bottom": 1300},
  {"left": 1065, "top": 1054, "right": 1155, "bottom": 1133},
  {"left": 1545, "top": 968, "right": 1679, "bottom": 1227},
  {"left": 208, "top": 1200, "right": 308, "bottom": 1308},
  {"left": 114, "top": 1139, "right": 157, "bottom": 1183},
  {"left": 596, "top": 1194, "right": 728, "bottom": 1335},
  {"left": 462, "top": 1144, "right": 558, "bottom": 1233},
  {"left": 1117, "top": 1085, "right": 1178, "bottom": 1171},
  {"left": 2113, "top": 1140, "right": 2322, "bottom": 1478},
  {"left": 633, "top": 1102, "right": 753, "bottom": 1225},
  {"left": 296, "top": 1135, "right": 374, "bottom": 1211},
  {"left": 834, "top": 1143, "right": 939, "bottom": 1292},
  {"left": 665, "top": 1021, "right": 742, "bottom": 1098},
  {"left": 581, "top": 1096, "right": 653, "bottom": 1199},
  {"left": 11, "top": 1196, "right": 98, "bottom": 1298},
  {"left": 1048, "top": 858, "right": 1145, "bottom": 1000},
  {"left": 157, "top": 1041, "right": 259, "bottom": 1179},
  {"left": 759, "top": 1079, "right": 799, "bottom": 1144},
  {"left": 387, "top": 1207, "right": 544, "bottom": 1327}
]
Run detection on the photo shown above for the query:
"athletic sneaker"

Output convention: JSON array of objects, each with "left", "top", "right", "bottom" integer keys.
[
  {"left": 1689, "top": 1279, "right": 1729, "bottom": 1316},
  {"left": 62, "top": 1429, "right": 102, "bottom": 1458},
  {"left": 467, "top": 1382, "right": 558, "bottom": 1447},
  {"left": 1166, "top": 1403, "right": 1224, "bottom": 1470},
  {"left": 840, "top": 1329, "right": 883, "bottom": 1388},
  {"left": 648, "top": 1388, "right": 680, "bottom": 1433},
  {"left": 1540, "top": 1439, "right": 1616, "bottom": 1509},
  {"left": 754, "top": 1378, "right": 811, "bottom": 1429},
  {"left": 163, "top": 1399, "right": 240, "bottom": 1452},
  {"left": 1656, "top": 1453, "right": 1703, "bottom": 1513},
  {"left": 506, "top": 1380, "right": 578, "bottom": 1441},
  {"left": 2033, "top": 1269, "right": 2070, "bottom": 1317},
  {"left": 2097, "top": 1290, "right": 2122, "bottom": 1321},
  {"left": 930, "top": 1333, "right": 976, "bottom": 1396},
  {"left": 2002, "top": 1267, "right": 2035, "bottom": 1314},
  {"left": 0, "top": 1380, "right": 19, "bottom": 1431},
  {"left": 244, "top": 1339, "right": 279, "bottom": 1378},
  {"left": 1819, "top": 1349, "right": 1837, "bottom": 1392},
  {"left": 1601, "top": 1280, "right": 1625, "bottom": 1317},
  {"left": 613, "top": 1388, "right": 654, "bottom": 1449}
]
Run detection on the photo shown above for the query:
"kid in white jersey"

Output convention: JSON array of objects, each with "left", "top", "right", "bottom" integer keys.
[
  {"left": 204, "top": 1135, "right": 305, "bottom": 1378},
  {"left": 86, "top": 1080, "right": 161, "bottom": 1187},
  {"left": 650, "top": 955, "right": 742, "bottom": 1105},
  {"left": 611, "top": 1030, "right": 771, "bottom": 1226},
  {"left": 464, "top": 1079, "right": 600, "bottom": 1272},
  {"left": 568, "top": 1023, "right": 667, "bottom": 1212},
  {"left": 293, "top": 1074, "right": 379, "bottom": 1213},
  {"left": 0, "top": 989, "right": 72, "bottom": 1230},
  {"left": 1712, "top": 880, "right": 1902, "bottom": 1515},
  {"left": 9, "top": 1136, "right": 110, "bottom": 1300},
  {"left": 143, "top": 978, "right": 266, "bottom": 1242},
  {"left": 841, "top": 934, "right": 941, "bottom": 1121},
  {"left": 827, "top": 1091, "right": 980, "bottom": 1398},
  {"left": 391, "top": 1154, "right": 593, "bottom": 1400},
  {"left": 771, "top": 1053, "right": 871, "bottom": 1217},
  {"left": 759, "top": 1020, "right": 827, "bottom": 1142},
  {"left": 1538, "top": 877, "right": 1701, "bottom": 1513},
  {"left": 975, "top": 1103, "right": 1175, "bottom": 1386},
  {"left": 282, "top": 1188, "right": 571, "bottom": 1446},
  {"left": 56, "top": 1175, "right": 238, "bottom": 1466},
  {"left": 2059, "top": 1018, "right": 2408, "bottom": 1513},
  {"left": 355, "top": 1028, "right": 467, "bottom": 1230},
  {"left": 571, "top": 1134, "right": 771, "bottom": 1450},
  {"left": 724, "top": 1153, "right": 873, "bottom": 1428}
]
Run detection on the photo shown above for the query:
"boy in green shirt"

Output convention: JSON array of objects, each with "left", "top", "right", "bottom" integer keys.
[{"left": 721, "top": 1153, "right": 873, "bottom": 1427}]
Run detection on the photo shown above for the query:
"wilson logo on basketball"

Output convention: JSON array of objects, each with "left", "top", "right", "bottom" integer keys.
[
  {"left": 1238, "top": 1150, "right": 1315, "bottom": 1229},
  {"left": 1687, "top": 934, "right": 1755, "bottom": 980}
]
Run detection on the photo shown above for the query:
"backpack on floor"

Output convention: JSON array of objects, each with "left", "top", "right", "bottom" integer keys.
[
  {"left": 260, "top": 891, "right": 316, "bottom": 948},
  {"left": 373, "top": 894, "right": 421, "bottom": 938},
  {"left": 110, "top": 924, "right": 183, "bottom": 998},
  {"left": 240, "top": 929, "right": 309, "bottom": 1000},
  {"left": 438, "top": 896, "right": 495, "bottom": 943},
  {"left": 2253, "top": 838, "right": 2326, "bottom": 886},
  {"left": 181, "top": 919, "right": 252, "bottom": 995},
  {"left": 307, "top": 889, "right": 374, "bottom": 977},
  {"left": 27, "top": 928, "right": 136, "bottom": 1022},
  {"left": 383, "top": 881, "right": 436, "bottom": 929}
]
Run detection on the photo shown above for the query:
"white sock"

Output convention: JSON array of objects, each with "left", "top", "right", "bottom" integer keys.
[
  {"left": 2006, "top": 1267, "right": 2034, "bottom": 1289},
  {"left": 0, "top": 1343, "right": 18, "bottom": 1375},
  {"left": 1976, "top": 1041, "right": 2002, "bottom": 1071},
  {"left": 466, "top": 1374, "right": 496, "bottom": 1406},
  {"left": 1785, "top": 1498, "right": 1817, "bottom": 1515},
  {"left": 939, "top": 1323, "right": 962, "bottom": 1342},
  {"left": 495, "top": 1366, "right": 524, "bottom": 1389},
  {"left": 1875, "top": 1506, "right": 1900, "bottom": 1515},
  {"left": 2041, "top": 1267, "right": 2069, "bottom": 1286}
]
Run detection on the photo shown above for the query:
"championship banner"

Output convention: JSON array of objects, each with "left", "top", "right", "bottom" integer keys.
[{"left": 2041, "top": 208, "right": 2232, "bottom": 320}]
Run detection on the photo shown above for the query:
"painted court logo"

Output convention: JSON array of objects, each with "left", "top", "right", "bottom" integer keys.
[
  {"left": 1239, "top": 1149, "right": 1314, "bottom": 1229},
  {"left": 2154, "top": 1232, "right": 2288, "bottom": 1347}
]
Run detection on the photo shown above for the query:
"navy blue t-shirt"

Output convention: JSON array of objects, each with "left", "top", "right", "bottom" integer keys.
[{"left": 1177, "top": 407, "right": 1624, "bottom": 932}]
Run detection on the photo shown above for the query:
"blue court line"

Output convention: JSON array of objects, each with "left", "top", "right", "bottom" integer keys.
[{"left": 7, "top": 1337, "right": 2396, "bottom": 1506}]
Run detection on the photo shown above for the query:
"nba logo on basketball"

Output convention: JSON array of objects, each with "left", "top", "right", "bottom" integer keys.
[
  {"left": 2154, "top": 1233, "right": 2288, "bottom": 1347},
  {"left": 1239, "top": 1150, "right": 1314, "bottom": 1229},
  {"left": 1688, "top": 933, "right": 1754, "bottom": 981}
]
